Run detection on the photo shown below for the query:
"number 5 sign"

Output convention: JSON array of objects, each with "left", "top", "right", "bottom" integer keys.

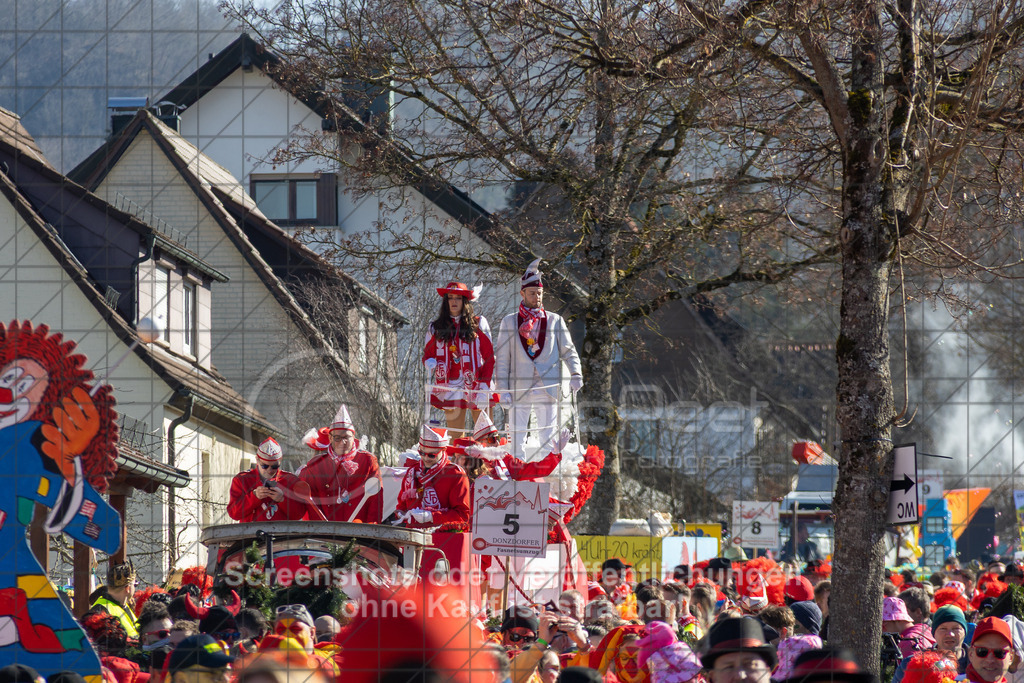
[
  {"left": 731, "top": 501, "right": 780, "bottom": 549},
  {"left": 471, "top": 478, "right": 550, "bottom": 558}
]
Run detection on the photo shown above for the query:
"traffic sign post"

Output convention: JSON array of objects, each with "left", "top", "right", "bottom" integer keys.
[
  {"left": 731, "top": 501, "right": 780, "bottom": 549},
  {"left": 888, "top": 444, "right": 920, "bottom": 525}
]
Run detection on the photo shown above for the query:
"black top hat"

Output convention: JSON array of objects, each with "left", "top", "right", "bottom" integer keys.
[
  {"left": 779, "top": 648, "right": 877, "bottom": 683},
  {"left": 701, "top": 617, "right": 777, "bottom": 669}
]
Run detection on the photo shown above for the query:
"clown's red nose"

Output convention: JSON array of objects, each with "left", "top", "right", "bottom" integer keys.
[{"left": 0, "top": 388, "right": 12, "bottom": 404}]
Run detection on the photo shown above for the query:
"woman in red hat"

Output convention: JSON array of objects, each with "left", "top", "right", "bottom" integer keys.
[{"left": 423, "top": 281, "right": 495, "bottom": 434}]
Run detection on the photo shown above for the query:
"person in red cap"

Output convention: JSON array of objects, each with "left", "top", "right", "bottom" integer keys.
[
  {"left": 965, "top": 617, "right": 1014, "bottom": 683},
  {"left": 396, "top": 425, "right": 473, "bottom": 590},
  {"left": 494, "top": 258, "right": 582, "bottom": 461},
  {"left": 228, "top": 437, "right": 313, "bottom": 522},
  {"left": 298, "top": 404, "right": 384, "bottom": 523},
  {"left": 785, "top": 576, "right": 815, "bottom": 605},
  {"left": 424, "top": 281, "right": 495, "bottom": 434}
]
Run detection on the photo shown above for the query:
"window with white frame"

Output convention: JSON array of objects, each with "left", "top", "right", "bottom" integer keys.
[
  {"left": 153, "top": 266, "right": 171, "bottom": 343},
  {"left": 183, "top": 282, "right": 197, "bottom": 357}
]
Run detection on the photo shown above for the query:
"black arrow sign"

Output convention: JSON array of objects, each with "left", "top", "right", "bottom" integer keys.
[{"left": 890, "top": 474, "right": 915, "bottom": 493}]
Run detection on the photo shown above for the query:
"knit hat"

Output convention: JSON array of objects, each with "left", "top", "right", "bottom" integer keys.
[
  {"left": 930, "top": 606, "right": 968, "bottom": 633},
  {"left": 256, "top": 437, "right": 282, "bottom": 463},
  {"left": 420, "top": 424, "right": 449, "bottom": 450},
  {"left": 329, "top": 404, "right": 355, "bottom": 432},
  {"left": 501, "top": 606, "right": 539, "bottom": 634},
  {"left": 472, "top": 411, "right": 499, "bottom": 441},
  {"left": 521, "top": 258, "right": 543, "bottom": 289},
  {"left": 883, "top": 597, "right": 912, "bottom": 623},
  {"left": 557, "top": 668, "right": 603, "bottom": 683},
  {"left": 791, "top": 601, "right": 823, "bottom": 635}
]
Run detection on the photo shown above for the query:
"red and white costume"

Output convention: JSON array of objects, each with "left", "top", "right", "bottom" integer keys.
[
  {"left": 462, "top": 412, "right": 563, "bottom": 482},
  {"left": 298, "top": 405, "right": 384, "bottom": 524},
  {"left": 397, "top": 426, "right": 474, "bottom": 599},
  {"left": 228, "top": 438, "right": 311, "bottom": 522},
  {"left": 422, "top": 282, "right": 495, "bottom": 411}
]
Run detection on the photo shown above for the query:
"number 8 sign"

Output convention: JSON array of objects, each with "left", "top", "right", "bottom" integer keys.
[{"left": 731, "top": 501, "right": 780, "bottom": 549}]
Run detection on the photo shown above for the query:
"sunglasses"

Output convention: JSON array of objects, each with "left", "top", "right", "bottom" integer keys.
[
  {"left": 259, "top": 463, "right": 280, "bottom": 471},
  {"left": 508, "top": 632, "right": 537, "bottom": 644},
  {"left": 973, "top": 647, "right": 1010, "bottom": 660},
  {"left": 145, "top": 629, "right": 170, "bottom": 640}
]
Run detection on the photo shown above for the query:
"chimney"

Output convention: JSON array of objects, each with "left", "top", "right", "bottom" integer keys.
[
  {"left": 151, "top": 101, "right": 184, "bottom": 133},
  {"left": 108, "top": 97, "right": 149, "bottom": 136}
]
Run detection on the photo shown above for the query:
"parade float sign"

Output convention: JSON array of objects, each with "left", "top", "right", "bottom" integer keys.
[{"left": 471, "top": 479, "right": 550, "bottom": 558}]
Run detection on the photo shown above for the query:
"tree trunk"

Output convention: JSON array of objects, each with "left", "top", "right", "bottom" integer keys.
[
  {"left": 581, "top": 295, "right": 623, "bottom": 534},
  {"left": 829, "top": 1, "right": 894, "bottom": 673}
]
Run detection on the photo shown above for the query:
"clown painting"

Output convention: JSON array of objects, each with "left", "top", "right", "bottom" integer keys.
[{"left": 0, "top": 321, "right": 121, "bottom": 679}]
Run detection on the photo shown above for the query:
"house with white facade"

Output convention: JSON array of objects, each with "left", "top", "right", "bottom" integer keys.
[
  {"left": 0, "top": 107, "right": 277, "bottom": 588},
  {"left": 70, "top": 109, "right": 409, "bottom": 460}
]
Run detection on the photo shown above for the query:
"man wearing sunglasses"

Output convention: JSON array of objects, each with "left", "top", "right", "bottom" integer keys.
[
  {"left": 227, "top": 437, "right": 311, "bottom": 522},
  {"left": 966, "top": 617, "right": 1015, "bottom": 683},
  {"left": 500, "top": 607, "right": 540, "bottom": 652}
]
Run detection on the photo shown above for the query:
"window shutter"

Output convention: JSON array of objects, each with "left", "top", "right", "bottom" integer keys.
[{"left": 318, "top": 173, "right": 338, "bottom": 226}]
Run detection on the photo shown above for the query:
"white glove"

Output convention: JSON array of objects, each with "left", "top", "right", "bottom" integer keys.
[
  {"left": 569, "top": 375, "right": 583, "bottom": 393},
  {"left": 464, "top": 444, "right": 483, "bottom": 458},
  {"left": 554, "top": 427, "right": 571, "bottom": 453},
  {"left": 425, "top": 358, "right": 437, "bottom": 370},
  {"left": 410, "top": 509, "right": 434, "bottom": 524},
  {"left": 391, "top": 511, "right": 412, "bottom": 526}
]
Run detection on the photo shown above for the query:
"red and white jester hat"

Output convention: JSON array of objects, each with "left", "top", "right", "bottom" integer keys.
[
  {"left": 521, "top": 258, "right": 543, "bottom": 289},
  {"left": 256, "top": 437, "right": 282, "bottom": 463},
  {"left": 420, "top": 424, "right": 449, "bottom": 450},
  {"left": 330, "top": 404, "right": 355, "bottom": 433}
]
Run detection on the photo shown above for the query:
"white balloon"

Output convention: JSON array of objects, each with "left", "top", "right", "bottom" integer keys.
[{"left": 136, "top": 316, "right": 164, "bottom": 344}]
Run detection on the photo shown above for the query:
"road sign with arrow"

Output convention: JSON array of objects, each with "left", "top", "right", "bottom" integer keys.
[{"left": 888, "top": 444, "right": 920, "bottom": 525}]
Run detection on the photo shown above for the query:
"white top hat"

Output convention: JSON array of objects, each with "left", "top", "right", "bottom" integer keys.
[
  {"left": 419, "top": 424, "right": 449, "bottom": 449},
  {"left": 521, "top": 257, "right": 543, "bottom": 289},
  {"left": 257, "top": 437, "right": 283, "bottom": 463},
  {"left": 472, "top": 412, "right": 499, "bottom": 441},
  {"left": 329, "top": 404, "right": 355, "bottom": 432}
]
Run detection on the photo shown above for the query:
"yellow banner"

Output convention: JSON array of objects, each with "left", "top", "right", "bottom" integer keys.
[{"left": 575, "top": 535, "right": 664, "bottom": 581}]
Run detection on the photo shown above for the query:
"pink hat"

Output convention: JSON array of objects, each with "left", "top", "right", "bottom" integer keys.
[
  {"left": 256, "top": 437, "right": 282, "bottom": 463},
  {"left": 883, "top": 597, "right": 912, "bottom": 622},
  {"left": 329, "top": 404, "right": 355, "bottom": 433}
]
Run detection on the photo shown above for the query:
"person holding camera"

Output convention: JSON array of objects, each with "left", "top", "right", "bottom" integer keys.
[{"left": 227, "top": 437, "right": 311, "bottom": 522}]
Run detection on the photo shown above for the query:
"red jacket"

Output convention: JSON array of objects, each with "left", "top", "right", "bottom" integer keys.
[
  {"left": 227, "top": 469, "right": 311, "bottom": 522},
  {"left": 397, "top": 460, "right": 471, "bottom": 531},
  {"left": 299, "top": 449, "right": 384, "bottom": 523}
]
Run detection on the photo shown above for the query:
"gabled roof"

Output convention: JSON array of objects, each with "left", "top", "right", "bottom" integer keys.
[
  {"left": 70, "top": 109, "right": 393, "bottom": 378},
  {"left": 148, "top": 33, "right": 587, "bottom": 305},
  {"left": 0, "top": 108, "right": 53, "bottom": 170},
  {"left": 0, "top": 108, "right": 228, "bottom": 287},
  {"left": 0, "top": 156, "right": 279, "bottom": 442}
]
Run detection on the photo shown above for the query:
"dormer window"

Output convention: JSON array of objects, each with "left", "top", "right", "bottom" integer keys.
[{"left": 251, "top": 173, "right": 337, "bottom": 226}]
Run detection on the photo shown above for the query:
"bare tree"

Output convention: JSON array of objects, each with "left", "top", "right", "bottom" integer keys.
[{"left": 225, "top": 0, "right": 835, "bottom": 536}]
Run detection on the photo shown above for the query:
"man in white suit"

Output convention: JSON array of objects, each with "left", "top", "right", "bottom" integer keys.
[{"left": 494, "top": 259, "right": 583, "bottom": 460}]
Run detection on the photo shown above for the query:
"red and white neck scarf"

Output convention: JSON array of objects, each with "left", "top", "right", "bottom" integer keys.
[
  {"left": 518, "top": 302, "right": 546, "bottom": 357},
  {"left": 330, "top": 441, "right": 360, "bottom": 475},
  {"left": 400, "top": 450, "right": 450, "bottom": 501}
]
